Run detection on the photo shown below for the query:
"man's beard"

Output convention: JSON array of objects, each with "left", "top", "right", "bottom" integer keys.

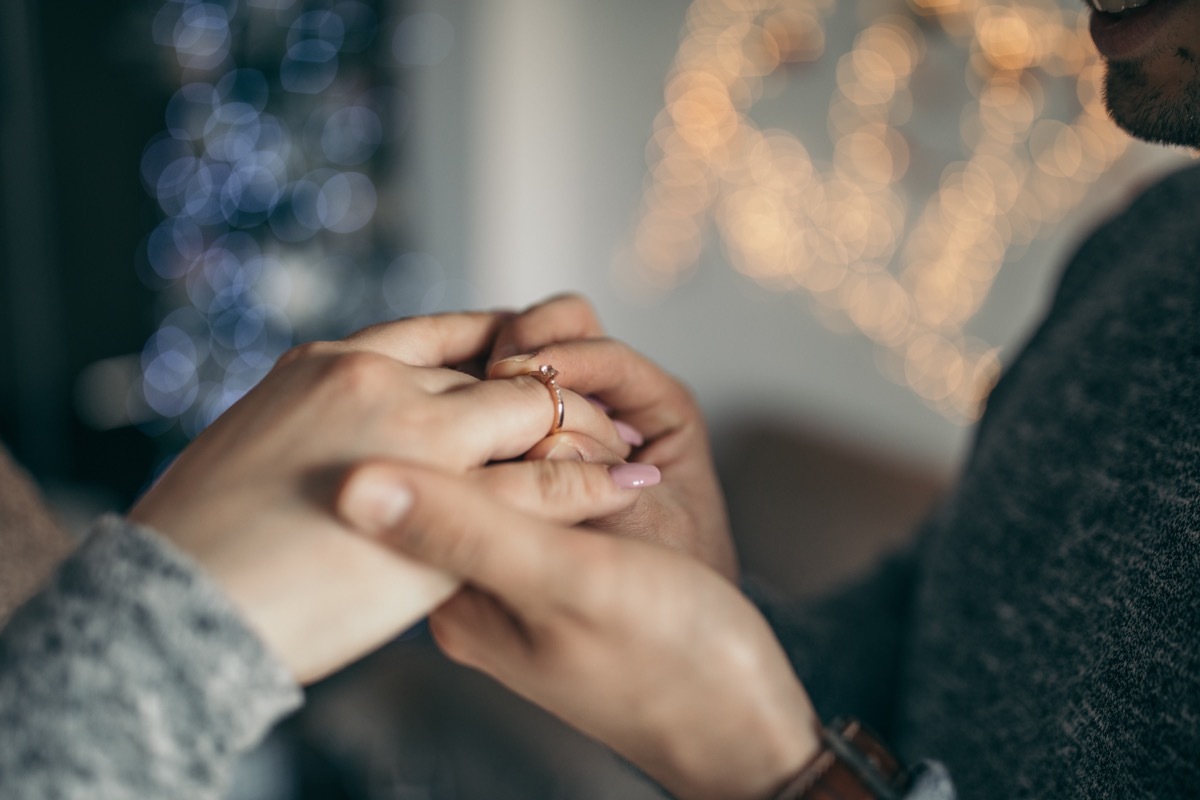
[{"left": 1104, "top": 55, "right": 1200, "bottom": 148}]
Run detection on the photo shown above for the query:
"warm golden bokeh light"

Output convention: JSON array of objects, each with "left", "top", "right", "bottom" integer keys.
[{"left": 625, "top": 0, "right": 1130, "bottom": 423}]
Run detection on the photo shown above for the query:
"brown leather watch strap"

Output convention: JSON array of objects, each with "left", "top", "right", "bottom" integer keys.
[{"left": 774, "top": 718, "right": 910, "bottom": 800}]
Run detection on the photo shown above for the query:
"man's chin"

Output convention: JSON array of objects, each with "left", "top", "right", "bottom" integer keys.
[{"left": 1104, "top": 60, "right": 1200, "bottom": 148}]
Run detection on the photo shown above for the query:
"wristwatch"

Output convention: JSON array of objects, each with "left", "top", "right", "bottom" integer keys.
[{"left": 773, "top": 718, "right": 911, "bottom": 800}]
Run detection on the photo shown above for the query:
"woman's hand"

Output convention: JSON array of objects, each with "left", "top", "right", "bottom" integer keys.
[
  {"left": 128, "top": 312, "right": 637, "bottom": 683},
  {"left": 337, "top": 460, "right": 819, "bottom": 800},
  {"left": 488, "top": 295, "right": 738, "bottom": 580}
]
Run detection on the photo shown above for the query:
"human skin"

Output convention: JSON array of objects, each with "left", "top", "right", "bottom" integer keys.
[
  {"left": 487, "top": 294, "right": 738, "bottom": 581},
  {"left": 337, "top": 461, "right": 820, "bottom": 800},
  {"left": 1090, "top": 0, "right": 1200, "bottom": 146},
  {"left": 322, "top": 296, "right": 817, "bottom": 799},
  {"left": 127, "top": 311, "right": 648, "bottom": 684}
]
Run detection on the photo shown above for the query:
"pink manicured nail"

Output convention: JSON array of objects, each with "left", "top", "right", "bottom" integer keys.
[
  {"left": 614, "top": 420, "right": 645, "bottom": 447},
  {"left": 609, "top": 463, "right": 661, "bottom": 489}
]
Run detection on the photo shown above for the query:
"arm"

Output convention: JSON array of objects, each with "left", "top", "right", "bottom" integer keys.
[
  {"left": 336, "top": 462, "right": 957, "bottom": 800},
  {"left": 0, "top": 516, "right": 300, "bottom": 799},
  {"left": 0, "top": 312, "right": 646, "bottom": 798}
]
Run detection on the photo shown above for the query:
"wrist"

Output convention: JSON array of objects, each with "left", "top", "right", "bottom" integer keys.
[
  {"left": 662, "top": 688, "right": 821, "bottom": 800},
  {"left": 752, "top": 702, "right": 823, "bottom": 799},
  {"left": 770, "top": 718, "right": 912, "bottom": 800}
]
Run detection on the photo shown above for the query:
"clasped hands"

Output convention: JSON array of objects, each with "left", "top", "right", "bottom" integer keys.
[{"left": 128, "top": 295, "right": 819, "bottom": 800}]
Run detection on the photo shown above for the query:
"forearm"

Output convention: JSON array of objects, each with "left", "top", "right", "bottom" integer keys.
[{"left": 0, "top": 515, "right": 301, "bottom": 799}]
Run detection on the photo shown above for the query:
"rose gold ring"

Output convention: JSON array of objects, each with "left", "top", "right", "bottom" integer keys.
[{"left": 532, "top": 364, "right": 565, "bottom": 435}]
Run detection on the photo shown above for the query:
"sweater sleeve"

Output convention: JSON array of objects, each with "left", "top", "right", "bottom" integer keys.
[
  {"left": 748, "top": 556, "right": 958, "bottom": 800},
  {"left": 745, "top": 552, "right": 918, "bottom": 736},
  {"left": 905, "top": 761, "right": 956, "bottom": 799},
  {"left": 0, "top": 514, "right": 303, "bottom": 799}
]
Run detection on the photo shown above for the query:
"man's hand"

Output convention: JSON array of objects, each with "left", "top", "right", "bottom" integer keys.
[
  {"left": 336, "top": 460, "right": 819, "bottom": 800},
  {"left": 488, "top": 295, "right": 738, "bottom": 580},
  {"left": 129, "top": 312, "right": 636, "bottom": 683}
]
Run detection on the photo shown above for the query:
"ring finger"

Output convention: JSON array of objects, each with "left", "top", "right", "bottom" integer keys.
[{"left": 439, "top": 373, "right": 634, "bottom": 465}]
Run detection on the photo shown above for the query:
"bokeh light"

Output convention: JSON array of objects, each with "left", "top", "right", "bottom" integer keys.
[
  {"left": 627, "top": 0, "right": 1131, "bottom": 423},
  {"left": 130, "top": 0, "right": 427, "bottom": 440}
]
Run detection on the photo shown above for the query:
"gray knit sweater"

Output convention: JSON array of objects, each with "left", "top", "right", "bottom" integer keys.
[
  {"left": 0, "top": 517, "right": 301, "bottom": 798},
  {"left": 756, "top": 163, "right": 1200, "bottom": 797}
]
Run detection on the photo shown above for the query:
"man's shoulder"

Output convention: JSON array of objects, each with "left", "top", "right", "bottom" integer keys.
[
  {"left": 1126, "top": 159, "right": 1200, "bottom": 209},
  {"left": 1048, "top": 161, "right": 1200, "bottom": 303}
]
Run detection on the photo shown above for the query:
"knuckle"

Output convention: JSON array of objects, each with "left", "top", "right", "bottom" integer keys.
[
  {"left": 322, "top": 350, "right": 391, "bottom": 397},
  {"left": 472, "top": 467, "right": 511, "bottom": 501},
  {"left": 533, "top": 462, "right": 562, "bottom": 503},
  {"left": 553, "top": 292, "right": 597, "bottom": 318},
  {"left": 664, "top": 376, "right": 700, "bottom": 415},
  {"left": 533, "top": 461, "right": 589, "bottom": 508},
  {"left": 576, "top": 465, "right": 613, "bottom": 507},
  {"left": 437, "top": 520, "right": 487, "bottom": 578}
]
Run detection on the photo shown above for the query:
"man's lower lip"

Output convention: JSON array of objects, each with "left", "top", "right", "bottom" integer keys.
[{"left": 1089, "top": 0, "right": 1184, "bottom": 60}]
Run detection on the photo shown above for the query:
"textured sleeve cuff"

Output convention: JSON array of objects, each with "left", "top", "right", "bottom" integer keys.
[
  {"left": 0, "top": 514, "right": 303, "bottom": 799},
  {"left": 905, "top": 761, "right": 957, "bottom": 800}
]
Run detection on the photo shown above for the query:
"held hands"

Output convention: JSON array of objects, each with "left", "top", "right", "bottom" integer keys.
[
  {"left": 384, "top": 296, "right": 808, "bottom": 797},
  {"left": 128, "top": 312, "right": 642, "bottom": 683},
  {"left": 127, "top": 294, "right": 796, "bottom": 797},
  {"left": 488, "top": 294, "right": 738, "bottom": 580},
  {"left": 337, "top": 461, "right": 820, "bottom": 800}
]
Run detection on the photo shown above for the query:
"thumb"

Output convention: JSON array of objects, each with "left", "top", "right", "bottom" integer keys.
[{"left": 336, "top": 461, "right": 563, "bottom": 610}]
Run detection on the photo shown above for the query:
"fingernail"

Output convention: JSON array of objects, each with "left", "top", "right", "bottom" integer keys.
[
  {"left": 490, "top": 352, "right": 539, "bottom": 377},
  {"left": 545, "top": 441, "right": 583, "bottom": 461},
  {"left": 614, "top": 420, "right": 645, "bottom": 447},
  {"left": 344, "top": 475, "right": 414, "bottom": 535},
  {"left": 609, "top": 463, "right": 661, "bottom": 489},
  {"left": 494, "top": 345, "right": 532, "bottom": 362}
]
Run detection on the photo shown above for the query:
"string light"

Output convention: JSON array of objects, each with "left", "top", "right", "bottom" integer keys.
[
  {"left": 627, "top": 0, "right": 1132, "bottom": 423},
  {"left": 133, "top": 1, "right": 447, "bottom": 440}
]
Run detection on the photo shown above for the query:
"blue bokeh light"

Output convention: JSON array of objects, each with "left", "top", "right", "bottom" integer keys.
[{"left": 137, "top": 0, "right": 424, "bottom": 439}]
